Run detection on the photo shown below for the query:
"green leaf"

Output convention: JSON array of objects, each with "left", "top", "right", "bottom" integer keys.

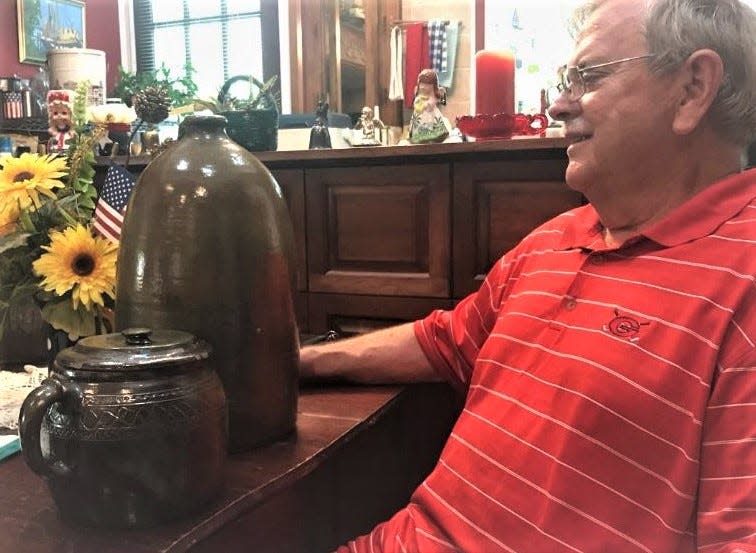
[
  {"left": 0, "top": 232, "right": 31, "bottom": 255},
  {"left": 41, "top": 299, "right": 96, "bottom": 341},
  {"left": 18, "top": 209, "right": 37, "bottom": 233},
  {"left": 77, "top": 196, "right": 96, "bottom": 210}
]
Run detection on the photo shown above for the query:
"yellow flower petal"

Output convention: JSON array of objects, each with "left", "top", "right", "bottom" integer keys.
[
  {"left": 0, "top": 153, "right": 67, "bottom": 209},
  {"left": 0, "top": 180, "right": 35, "bottom": 212},
  {"left": 33, "top": 224, "right": 118, "bottom": 312},
  {"left": 0, "top": 203, "right": 19, "bottom": 237}
]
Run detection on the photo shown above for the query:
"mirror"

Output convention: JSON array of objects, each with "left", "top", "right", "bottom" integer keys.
[
  {"left": 289, "top": 0, "right": 401, "bottom": 125},
  {"left": 338, "top": 1, "right": 367, "bottom": 119}
]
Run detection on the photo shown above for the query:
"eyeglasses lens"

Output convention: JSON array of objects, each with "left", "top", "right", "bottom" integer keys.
[{"left": 555, "top": 66, "right": 583, "bottom": 101}]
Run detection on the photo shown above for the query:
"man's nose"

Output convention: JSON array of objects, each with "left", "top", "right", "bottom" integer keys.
[{"left": 547, "top": 91, "right": 579, "bottom": 122}]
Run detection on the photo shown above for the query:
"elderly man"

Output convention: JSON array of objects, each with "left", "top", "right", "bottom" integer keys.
[{"left": 301, "top": 0, "right": 756, "bottom": 550}]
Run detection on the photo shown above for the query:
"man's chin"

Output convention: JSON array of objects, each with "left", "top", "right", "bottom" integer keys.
[{"left": 564, "top": 163, "right": 592, "bottom": 195}]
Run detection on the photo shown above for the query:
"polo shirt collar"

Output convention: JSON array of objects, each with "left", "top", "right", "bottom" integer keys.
[
  {"left": 558, "top": 168, "right": 756, "bottom": 250},
  {"left": 642, "top": 168, "right": 756, "bottom": 247}
]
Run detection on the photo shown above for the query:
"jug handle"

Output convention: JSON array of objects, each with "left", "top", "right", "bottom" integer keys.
[{"left": 18, "top": 378, "right": 72, "bottom": 477}]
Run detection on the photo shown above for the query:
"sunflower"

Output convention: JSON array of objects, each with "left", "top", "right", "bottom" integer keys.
[
  {"left": 33, "top": 224, "right": 118, "bottom": 311},
  {"left": 0, "top": 202, "right": 20, "bottom": 237},
  {"left": 0, "top": 153, "right": 67, "bottom": 210}
]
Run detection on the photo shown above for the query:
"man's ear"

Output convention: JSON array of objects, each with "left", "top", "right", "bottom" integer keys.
[{"left": 672, "top": 49, "right": 724, "bottom": 135}]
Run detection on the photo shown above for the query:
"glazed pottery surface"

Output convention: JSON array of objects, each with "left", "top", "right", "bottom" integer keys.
[
  {"left": 18, "top": 328, "right": 227, "bottom": 528},
  {"left": 115, "top": 115, "right": 299, "bottom": 452}
]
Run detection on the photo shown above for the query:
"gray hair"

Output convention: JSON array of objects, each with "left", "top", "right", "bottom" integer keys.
[{"left": 570, "top": 0, "right": 756, "bottom": 146}]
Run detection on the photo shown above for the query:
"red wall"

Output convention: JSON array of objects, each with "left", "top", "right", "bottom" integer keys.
[{"left": 0, "top": 0, "right": 121, "bottom": 94}]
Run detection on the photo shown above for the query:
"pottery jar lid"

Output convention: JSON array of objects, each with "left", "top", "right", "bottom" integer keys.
[{"left": 54, "top": 327, "right": 212, "bottom": 374}]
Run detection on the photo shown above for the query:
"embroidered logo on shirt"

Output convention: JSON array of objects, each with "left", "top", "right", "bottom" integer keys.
[{"left": 603, "top": 308, "right": 649, "bottom": 342}]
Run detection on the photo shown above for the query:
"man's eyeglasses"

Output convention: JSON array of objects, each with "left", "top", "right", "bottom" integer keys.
[{"left": 552, "top": 54, "right": 655, "bottom": 103}]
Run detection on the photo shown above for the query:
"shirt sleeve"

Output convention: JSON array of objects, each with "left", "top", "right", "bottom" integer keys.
[
  {"left": 414, "top": 252, "right": 517, "bottom": 392},
  {"left": 696, "top": 348, "right": 756, "bottom": 552}
]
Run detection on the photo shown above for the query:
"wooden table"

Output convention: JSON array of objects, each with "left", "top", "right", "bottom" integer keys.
[{"left": 0, "top": 384, "right": 459, "bottom": 553}]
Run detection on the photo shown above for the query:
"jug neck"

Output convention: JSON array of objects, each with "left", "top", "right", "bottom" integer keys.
[{"left": 178, "top": 114, "right": 228, "bottom": 140}]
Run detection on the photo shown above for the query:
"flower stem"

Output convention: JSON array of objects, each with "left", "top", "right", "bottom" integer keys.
[{"left": 55, "top": 204, "right": 78, "bottom": 227}]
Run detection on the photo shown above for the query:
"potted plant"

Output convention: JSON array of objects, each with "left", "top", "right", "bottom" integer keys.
[
  {"left": 193, "top": 75, "right": 280, "bottom": 152},
  {"left": 112, "top": 63, "right": 198, "bottom": 110}
]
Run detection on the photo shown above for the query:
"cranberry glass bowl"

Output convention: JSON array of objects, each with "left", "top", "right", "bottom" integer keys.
[{"left": 456, "top": 113, "right": 548, "bottom": 140}]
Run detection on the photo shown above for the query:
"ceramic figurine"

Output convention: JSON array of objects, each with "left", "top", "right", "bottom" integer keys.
[
  {"left": 408, "top": 69, "right": 451, "bottom": 144},
  {"left": 356, "top": 106, "right": 377, "bottom": 141},
  {"left": 352, "top": 106, "right": 384, "bottom": 146},
  {"left": 309, "top": 99, "right": 332, "bottom": 149},
  {"left": 46, "top": 90, "right": 76, "bottom": 153}
]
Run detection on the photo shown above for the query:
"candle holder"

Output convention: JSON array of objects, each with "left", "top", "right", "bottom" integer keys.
[{"left": 456, "top": 113, "right": 548, "bottom": 141}]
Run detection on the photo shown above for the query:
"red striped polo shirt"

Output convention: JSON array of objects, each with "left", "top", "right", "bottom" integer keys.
[{"left": 339, "top": 169, "right": 756, "bottom": 553}]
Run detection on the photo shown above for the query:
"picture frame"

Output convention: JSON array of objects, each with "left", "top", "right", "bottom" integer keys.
[{"left": 17, "top": 0, "right": 86, "bottom": 65}]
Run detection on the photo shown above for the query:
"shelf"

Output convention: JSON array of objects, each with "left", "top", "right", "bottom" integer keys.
[{"left": 0, "top": 117, "right": 48, "bottom": 135}]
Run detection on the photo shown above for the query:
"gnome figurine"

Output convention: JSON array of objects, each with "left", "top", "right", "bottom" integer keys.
[{"left": 47, "top": 90, "right": 76, "bottom": 153}]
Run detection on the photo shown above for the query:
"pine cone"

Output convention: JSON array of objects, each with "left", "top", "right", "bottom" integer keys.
[{"left": 134, "top": 85, "right": 172, "bottom": 124}]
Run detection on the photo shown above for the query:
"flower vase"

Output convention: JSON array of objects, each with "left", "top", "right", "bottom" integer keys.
[
  {"left": 0, "top": 297, "right": 48, "bottom": 371},
  {"left": 114, "top": 114, "right": 299, "bottom": 453}
]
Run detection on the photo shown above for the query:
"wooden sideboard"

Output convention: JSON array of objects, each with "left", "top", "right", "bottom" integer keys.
[
  {"left": 99, "top": 137, "right": 581, "bottom": 336},
  {"left": 0, "top": 383, "right": 461, "bottom": 553}
]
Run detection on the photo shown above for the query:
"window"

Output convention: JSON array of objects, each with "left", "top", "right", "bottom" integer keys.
[
  {"left": 486, "top": 0, "right": 756, "bottom": 114},
  {"left": 484, "top": 1, "right": 580, "bottom": 114},
  {"left": 132, "top": 0, "right": 280, "bottom": 101}
]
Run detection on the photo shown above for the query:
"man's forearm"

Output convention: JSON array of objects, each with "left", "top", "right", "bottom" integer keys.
[{"left": 299, "top": 322, "right": 441, "bottom": 384}]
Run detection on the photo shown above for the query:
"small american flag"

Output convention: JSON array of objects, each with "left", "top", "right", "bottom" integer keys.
[
  {"left": 3, "top": 92, "right": 23, "bottom": 119},
  {"left": 93, "top": 164, "right": 136, "bottom": 244}
]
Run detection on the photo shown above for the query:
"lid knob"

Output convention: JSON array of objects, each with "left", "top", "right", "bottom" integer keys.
[{"left": 122, "top": 328, "right": 153, "bottom": 345}]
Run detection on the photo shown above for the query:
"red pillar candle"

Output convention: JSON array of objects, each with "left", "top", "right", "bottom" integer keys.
[{"left": 475, "top": 50, "right": 515, "bottom": 116}]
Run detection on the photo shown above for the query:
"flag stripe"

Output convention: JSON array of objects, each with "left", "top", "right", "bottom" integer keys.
[{"left": 93, "top": 164, "right": 136, "bottom": 244}]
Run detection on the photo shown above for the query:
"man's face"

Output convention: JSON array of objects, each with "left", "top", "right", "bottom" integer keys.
[{"left": 548, "top": 0, "right": 679, "bottom": 201}]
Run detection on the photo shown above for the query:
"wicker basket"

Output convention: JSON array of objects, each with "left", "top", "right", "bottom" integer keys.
[{"left": 219, "top": 76, "right": 278, "bottom": 152}]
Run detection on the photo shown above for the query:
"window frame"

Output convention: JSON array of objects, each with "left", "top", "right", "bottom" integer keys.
[{"left": 131, "top": 0, "right": 280, "bottom": 103}]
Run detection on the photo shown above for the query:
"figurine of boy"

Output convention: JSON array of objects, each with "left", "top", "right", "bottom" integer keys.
[
  {"left": 353, "top": 106, "right": 385, "bottom": 145},
  {"left": 408, "top": 69, "right": 451, "bottom": 144},
  {"left": 47, "top": 90, "right": 76, "bottom": 153},
  {"left": 356, "top": 106, "right": 377, "bottom": 140}
]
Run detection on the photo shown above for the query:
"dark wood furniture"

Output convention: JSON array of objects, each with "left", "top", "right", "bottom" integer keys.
[
  {"left": 264, "top": 138, "right": 580, "bottom": 335},
  {"left": 0, "top": 384, "right": 460, "bottom": 553},
  {"left": 100, "top": 138, "right": 580, "bottom": 335}
]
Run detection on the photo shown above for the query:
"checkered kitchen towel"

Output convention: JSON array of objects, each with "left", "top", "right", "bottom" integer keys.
[{"left": 428, "top": 20, "right": 449, "bottom": 74}]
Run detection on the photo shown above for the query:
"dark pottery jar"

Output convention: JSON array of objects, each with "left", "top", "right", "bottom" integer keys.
[
  {"left": 18, "top": 328, "right": 227, "bottom": 529},
  {"left": 115, "top": 114, "right": 299, "bottom": 453}
]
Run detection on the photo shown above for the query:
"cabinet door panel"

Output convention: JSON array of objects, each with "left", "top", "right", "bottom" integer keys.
[
  {"left": 453, "top": 159, "right": 582, "bottom": 298},
  {"left": 307, "top": 164, "right": 450, "bottom": 297},
  {"left": 308, "top": 293, "right": 454, "bottom": 336}
]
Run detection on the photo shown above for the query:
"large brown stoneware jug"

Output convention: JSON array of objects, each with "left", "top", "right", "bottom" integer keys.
[
  {"left": 18, "top": 328, "right": 227, "bottom": 528},
  {"left": 115, "top": 115, "right": 299, "bottom": 452}
]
